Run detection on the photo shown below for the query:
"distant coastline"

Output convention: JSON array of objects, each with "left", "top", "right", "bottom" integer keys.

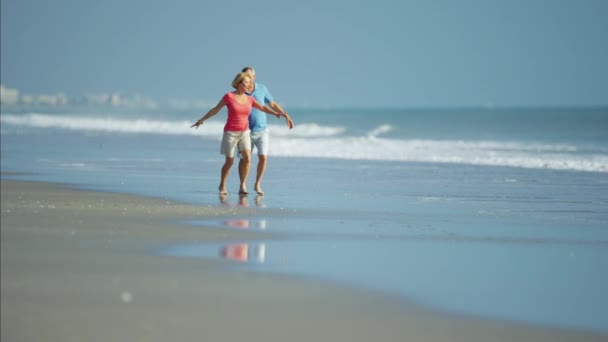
[
  {"left": 2, "top": 85, "right": 607, "bottom": 112},
  {"left": 0, "top": 84, "right": 214, "bottom": 111}
]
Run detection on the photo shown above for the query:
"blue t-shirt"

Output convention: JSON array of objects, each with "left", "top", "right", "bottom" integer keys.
[{"left": 247, "top": 82, "right": 274, "bottom": 132}]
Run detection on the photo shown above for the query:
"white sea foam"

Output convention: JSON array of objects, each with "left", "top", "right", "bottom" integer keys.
[
  {"left": 269, "top": 123, "right": 346, "bottom": 137},
  {"left": 270, "top": 137, "right": 608, "bottom": 172},
  {"left": 0, "top": 113, "right": 344, "bottom": 139},
  {"left": 2, "top": 113, "right": 607, "bottom": 173},
  {"left": 1, "top": 113, "right": 212, "bottom": 136},
  {"left": 366, "top": 124, "right": 393, "bottom": 138}
]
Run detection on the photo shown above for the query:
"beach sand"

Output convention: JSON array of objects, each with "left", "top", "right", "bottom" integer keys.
[{"left": 1, "top": 179, "right": 605, "bottom": 342}]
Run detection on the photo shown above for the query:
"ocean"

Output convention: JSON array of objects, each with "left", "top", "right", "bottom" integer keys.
[{"left": 2, "top": 105, "right": 608, "bottom": 332}]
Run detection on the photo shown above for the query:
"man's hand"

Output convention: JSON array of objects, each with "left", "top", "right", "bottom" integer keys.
[{"left": 283, "top": 113, "right": 294, "bottom": 129}]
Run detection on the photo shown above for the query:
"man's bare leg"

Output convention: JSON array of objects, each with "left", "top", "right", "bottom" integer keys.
[
  {"left": 238, "top": 150, "right": 251, "bottom": 194},
  {"left": 254, "top": 155, "right": 267, "bottom": 195}
]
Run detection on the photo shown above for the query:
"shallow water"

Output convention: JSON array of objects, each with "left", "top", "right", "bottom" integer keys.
[{"left": 2, "top": 106, "right": 608, "bottom": 332}]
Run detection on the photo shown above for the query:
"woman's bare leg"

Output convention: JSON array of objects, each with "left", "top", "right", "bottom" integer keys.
[
  {"left": 219, "top": 157, "right": 234, "bottom": 194},
  {"left": 238, "top": 150, "right": 251, "bottom": 194}
]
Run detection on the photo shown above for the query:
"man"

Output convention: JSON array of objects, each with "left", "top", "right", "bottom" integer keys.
[{"left": 239, "top": 66, "right": 294, "bottom": 195}]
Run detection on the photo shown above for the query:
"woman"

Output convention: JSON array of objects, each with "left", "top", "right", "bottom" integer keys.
[{"left": 191, "top": 72, "right": 285, "bottom": 195}]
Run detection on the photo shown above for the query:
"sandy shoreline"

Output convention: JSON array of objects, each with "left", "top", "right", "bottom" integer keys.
[{"left": 1, "top": 179, "right": 605, "bottom": 341}]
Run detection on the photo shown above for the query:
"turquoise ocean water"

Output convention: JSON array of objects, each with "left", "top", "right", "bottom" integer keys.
[{"left": 2, "top": 105, "right": 607, "bottom": 332}]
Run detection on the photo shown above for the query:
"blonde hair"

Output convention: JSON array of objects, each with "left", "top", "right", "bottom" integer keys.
[{"left": 231, "top": 72, "right": 251, "bottom": 89}]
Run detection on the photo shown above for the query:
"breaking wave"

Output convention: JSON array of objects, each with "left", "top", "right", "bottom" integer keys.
[{"left": 2, "top": 113, "right": 606, "bottom": 173}]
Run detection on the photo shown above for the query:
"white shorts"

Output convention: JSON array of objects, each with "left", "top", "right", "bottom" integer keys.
[
  {"left": 239, "top": 129, "right": 268, "bottom": 158},
  {"left": 220, "top": 130, "right": 251, "bottom": 158},
  {"left": 250, "top": 129, "right": 269, "bottom": 156}
]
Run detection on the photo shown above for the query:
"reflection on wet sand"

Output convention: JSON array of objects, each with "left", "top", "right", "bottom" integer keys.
[
  {"left": 219, "top": 194, "right": 265, "bottom": 208},
  {"left": 162, "top": 194, "right": 270, "bottom": 262},
  {"left": 223, "top": 218, "right": 267, "bottom": 230},
  {"left": 159, "top": 242, "right": 266, "bottom": 264},
  {"left": 220, "top": 243, "right": 266, "bottom": 263}
]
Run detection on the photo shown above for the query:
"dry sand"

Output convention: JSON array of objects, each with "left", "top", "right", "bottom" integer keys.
[{"left": 1, "top": 179, "right": 605, "bottom": 341}]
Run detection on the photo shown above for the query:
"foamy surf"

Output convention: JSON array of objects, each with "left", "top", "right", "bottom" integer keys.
[
  {"left": 2, "top": 113, "right": 607, "bottom": 173},
  {"left": 1, "top": 113, "right": 208, "bottom": 136},
  {"left": 270, "top": 137, "right": 608, "bottom": 173},
  {"left": 0, "top": 113, "right": 345, "bottom": 138}
]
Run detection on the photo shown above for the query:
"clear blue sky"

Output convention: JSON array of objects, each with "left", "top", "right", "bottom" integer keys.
[{"left": 2, "top": 0, "right": 607, "bottom": 108}]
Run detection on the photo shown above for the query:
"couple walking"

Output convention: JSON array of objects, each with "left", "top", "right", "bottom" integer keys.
[{"left": 191, "top": 67, "right": 294, "bottom": 196}]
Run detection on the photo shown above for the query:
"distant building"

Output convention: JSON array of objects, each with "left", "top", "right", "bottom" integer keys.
[
  {"left": 20, "top": 94, "right": 35, "bottom": 105},
  {"left": 0, "top": 85, "right": 19, "bottom": 104},
  {"left": 168, "top": 98, "right": 212, "bottom": 109},
  {"left": 109, "top": 93, "right": 121, "bottom": 106},
  {"left": 84, "top": 93, "right": 111, "bottom": 105},
  {"left": 36, "top": 93, "right": 68, "bottom": 106}
]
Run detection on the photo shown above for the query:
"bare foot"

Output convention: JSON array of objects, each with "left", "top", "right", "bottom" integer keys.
[
  {"left": 238, "top": 187, "right": 249, "bottom": 195},
  {"left": 254, "top": 185, "right": 264, "bottom": 196},
  {"left": 219, "top": 185, "right": 227, "bottom": 195}
]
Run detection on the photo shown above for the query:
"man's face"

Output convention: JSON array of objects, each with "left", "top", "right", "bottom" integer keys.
[{"left": 246, "top": 70, "right": 255, "bottom": 91}]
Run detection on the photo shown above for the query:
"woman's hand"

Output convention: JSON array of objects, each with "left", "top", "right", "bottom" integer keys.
[{"left": 191, "top": 119, "right": 203, "bottom": 129}]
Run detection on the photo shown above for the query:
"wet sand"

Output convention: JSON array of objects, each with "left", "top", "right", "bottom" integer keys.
[{"left": 1, "top": 179, "right": 605, "bottom": 342}]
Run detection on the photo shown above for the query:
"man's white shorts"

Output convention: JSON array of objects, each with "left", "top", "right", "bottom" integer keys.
[{"left": 251, "top": 129, "right": 269, "bottom": 156}]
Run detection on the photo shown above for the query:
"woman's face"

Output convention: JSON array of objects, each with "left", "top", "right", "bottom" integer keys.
[{"left": 239, "top": 76, "right": 251, "bottom": 92}]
